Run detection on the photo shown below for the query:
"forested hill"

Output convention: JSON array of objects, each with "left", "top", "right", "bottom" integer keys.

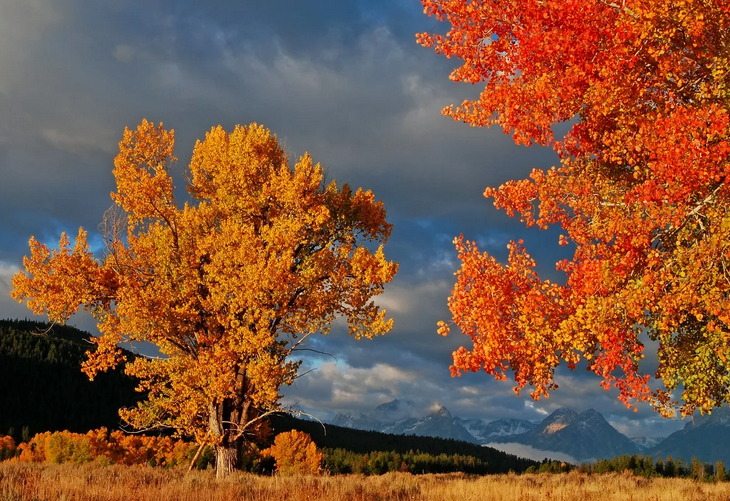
[
  {"left": 0, "top": 319, "right": 141, "bottom": 440},
  {"left": 270, "top": 413, "right": 538, "bottom": 474}
]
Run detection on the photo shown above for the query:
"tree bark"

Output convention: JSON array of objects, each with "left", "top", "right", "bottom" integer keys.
[{"left": 215, "top": 443, "right": 240, "bottom": 479}]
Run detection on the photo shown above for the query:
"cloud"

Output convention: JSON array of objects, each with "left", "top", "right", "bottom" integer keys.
[
  {"left": 0, "top": 262, "right": 25, "bottom": 319},
  {"left": 486, "top": 442, "right": 580, "bottom": 464},
  {"left": 608, "top": 414, "right": 684, "bottom": 439},
  {"left": 282, "top": 361, "right": 422, "bottom": 417}
]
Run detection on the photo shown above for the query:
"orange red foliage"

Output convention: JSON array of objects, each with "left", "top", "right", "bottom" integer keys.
[{"left": 421, "top": 0, "right": 730, "bottom": 416}]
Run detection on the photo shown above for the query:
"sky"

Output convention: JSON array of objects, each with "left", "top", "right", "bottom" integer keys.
[{"left": 0, "top": 0, "right": 686, "bottom": 439}]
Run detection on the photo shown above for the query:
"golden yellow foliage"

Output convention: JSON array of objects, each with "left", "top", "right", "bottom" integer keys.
[
  {"left": 264, "top": 430, "right": 322, "bottom": 476},
  {"left": 13, "top": 428, "right": 198, "bottom": 468},
  {"left": 11, "top": 120, "right": 397, "bottom": 477}
]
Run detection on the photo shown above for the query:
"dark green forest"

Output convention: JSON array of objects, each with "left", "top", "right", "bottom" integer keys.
[{"left": 0, "top": 319, "right": 140, "bottom": 440}]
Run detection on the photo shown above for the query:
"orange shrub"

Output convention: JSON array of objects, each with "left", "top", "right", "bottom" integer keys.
[
  {"left": 46, "top": 431, "right": 92, "bottom": 464},
  {"left": 12, "top": 429, "right": 200, "bottom": 468},
  {"left": 265, "top": 430, "right": 322, "bottom": 475},
  {"left": 18, "top": 431, "right": 52, "bottom": 462},
  {"left": 0, "top": 436, "right": 16, "bottom": 461},
  {"left": 17, "top": 431, "right": 91, "bottom": 464}
]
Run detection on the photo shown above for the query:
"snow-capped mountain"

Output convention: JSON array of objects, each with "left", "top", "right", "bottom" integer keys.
[
  {"left": 331, "top": 400, "right": 730, "bottom": 464},
  {"left": 332, "top": 400, "right": 637, "bottom": 460},
  {"left": 381, "top": 405, "right": 478, "bottom": 443},
  {"left": 331, "top": 399, "right": 420, "bottom": 432},
  {"left": 455, "top": 417, "right": 537, "bottom": 443},
  {"left": 332, "top": 400, "right": 478, "bottom": 443},
  {"left": 489, "top": 408, "right": 641, "bottom": 462},
  {"left": 631, "top": 436, "right": 665, "bottom": 450}
]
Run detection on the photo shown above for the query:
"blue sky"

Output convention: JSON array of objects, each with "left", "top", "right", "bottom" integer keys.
[{"left": 0, "top": 0, "right": 685, "bottom": 438}]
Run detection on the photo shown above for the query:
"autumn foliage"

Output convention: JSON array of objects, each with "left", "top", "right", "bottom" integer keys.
[
  {"left": 11, "top": 121, "right": 397, "bottom": 476},
  {"left": 420, "top": 0, "right": 730, "bottom": 415},
  {"left": 0, "top": 436, "right": 16, "bottom": 461},
  {"left": 1, "top": 429, "right": 201, "bottom": 467},
  {"left": 264, "top": 430, "right": 322, "bottom": 475}
]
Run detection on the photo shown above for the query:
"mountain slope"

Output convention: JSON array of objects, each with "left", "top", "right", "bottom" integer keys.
[
  {"left": 0, "top": 319, "right": 141, "bottom": 438},
  {"left": 332, "top": 399, "right": 419, "bottom": 432},
  {"left": 649, "top": 407, "right": 730, "bottom": 464},
  {"left": 332, "top": 401, "right": 643, "bottom": 462},
  {"left": 631, "top": 436, "right": 665, "bottom": 450},
  {"left": 456, "top": 417, "right": 537, "bottom": 443},
  {"left": 381, "top": 405, "right": 478, "bottom": 443},
  {"left": 333, "top": 400, "right": 478, "bottom": 443},
  {"left": 491, "top": 408, "right": 641, "bottom": 461}
]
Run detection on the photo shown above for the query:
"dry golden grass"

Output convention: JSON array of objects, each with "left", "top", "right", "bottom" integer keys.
[{"left": 1, "top": 462, "right": 727, "bottom": 501}]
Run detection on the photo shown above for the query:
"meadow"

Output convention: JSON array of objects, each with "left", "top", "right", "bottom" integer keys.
[{"left": 1, "top": 463, "right": 728, "bottom": 501}]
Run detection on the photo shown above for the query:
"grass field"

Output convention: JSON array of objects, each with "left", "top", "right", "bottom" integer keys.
[{"left": 1, "top": 463, "right": 729, "bottom": 501}]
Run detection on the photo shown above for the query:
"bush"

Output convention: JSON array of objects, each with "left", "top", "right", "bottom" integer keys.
[
  {"left": 265, "top": 430, "right": 322, "bottom": 475},
  {"left": 0, "top": 436, "right": 16, "bottom": 461}
]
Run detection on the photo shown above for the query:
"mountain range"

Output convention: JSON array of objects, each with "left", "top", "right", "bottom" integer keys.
[{"left": 332, "top": 399, "right": 730, "bottom": 464}]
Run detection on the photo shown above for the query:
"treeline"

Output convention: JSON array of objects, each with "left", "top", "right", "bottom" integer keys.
[
  {"left": 321, "top": 448, "right": 490, "bottom": 475},
  {"left": 573, "top": 454, "right": 728, "bottom": 481},
  {"left": 0, "top": 319, "right": 141, "bottom": 439},
  {"left": 270, "top": 413, "right": 538, "bottom": 474}
]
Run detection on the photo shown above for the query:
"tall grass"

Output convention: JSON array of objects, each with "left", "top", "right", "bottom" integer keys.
[{"left": 2, "top": 462, "right": 729, "bottom": 501}]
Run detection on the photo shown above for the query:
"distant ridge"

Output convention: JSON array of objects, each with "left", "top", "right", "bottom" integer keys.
[
  {"left": 490, "top": 408, "right": 641, "bottom": 462},
  {"left": 648, "top": 407, "right": 730, "bottom": 464},
  {"left": 272, "top": 412, "right": 539, "bottom": 473},
  {"left": 332, "top": 399, "right": 491, "bottom": 443},
  {"left": 333, "top": 400, "right": 647, "bottom": 462}
]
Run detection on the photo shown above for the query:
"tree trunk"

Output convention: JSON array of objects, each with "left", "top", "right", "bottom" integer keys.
[
  {"left": 215, "top": 443, "right": 240, "bottom": 479},
  {"left": 211, "top": 364, "right": 256, "bottom": 478}
]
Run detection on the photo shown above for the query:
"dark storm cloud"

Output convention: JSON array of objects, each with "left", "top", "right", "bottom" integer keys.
[{"left": 0, "top": 0, "right": 667, "bottom": 437}]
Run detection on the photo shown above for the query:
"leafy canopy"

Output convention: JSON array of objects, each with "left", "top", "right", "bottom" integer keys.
[
  {"left": 12, "top": 120, "right": 397, "bottom": 444},
  {"left": 420, "top": 0, "right": 730, "bottom": 416}
]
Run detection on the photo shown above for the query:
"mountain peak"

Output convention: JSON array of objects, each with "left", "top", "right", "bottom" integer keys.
[
  {"left": 374, "top": 399, "right": 412, "bottom": 412},
  {"left": 550, "top": 408, "right": 578, "bottom": 418},
  {"left": 429, "top": 404, "right": 451, "bottom": 418},
  {"left": 334, "top": 403, "right": 643, "bottom": 463},
  {"left": 491, "top": 407, "right": 640, "bottom": 461}
]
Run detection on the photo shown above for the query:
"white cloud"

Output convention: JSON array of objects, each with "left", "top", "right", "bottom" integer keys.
[
  {"left": 283, "top": 360, "right": 421, "bottom": 416},
  {"left": 525, "top": 400, "right": 550, "bottom": 416},
  {"left": 486, "top": 442, "right": 580, "bottom": 464}
]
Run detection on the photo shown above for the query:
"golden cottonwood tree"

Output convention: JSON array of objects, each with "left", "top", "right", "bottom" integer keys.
[
  {"left": 420, "top": 0, "right": 730, "bottom": 416},
  {"left": 11, "top": 120, "right": 398, "bottom": 477}
]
